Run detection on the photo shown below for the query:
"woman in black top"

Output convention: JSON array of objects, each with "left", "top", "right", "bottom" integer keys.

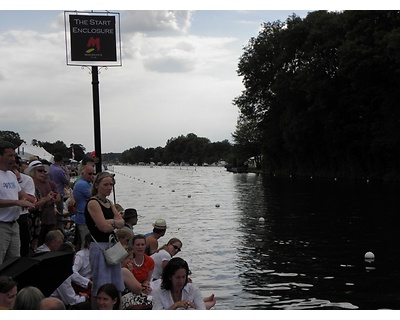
[{"left": 84, "top": 172, "right": 125, "bottom": 309}]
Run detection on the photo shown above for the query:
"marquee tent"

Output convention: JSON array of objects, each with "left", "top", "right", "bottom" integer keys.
[{"left": 15, "top": 143, "right": 54, "bottom": 162}]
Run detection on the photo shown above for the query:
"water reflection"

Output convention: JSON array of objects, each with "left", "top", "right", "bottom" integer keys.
[
  {"left": 110, "top": 166, "right": 400, "bottom": 310},
  {"left": 235, "top": 174, "right": 400, "bottom": 309}
]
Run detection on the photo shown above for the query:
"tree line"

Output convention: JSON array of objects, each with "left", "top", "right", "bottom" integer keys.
[
  {"left": 0, "top": 131, "right": 236, "bottom": 166},
  {"left": 233, "top": 10, "right": 400, "bottom": 181},
  {"left": 120, "top": 133, "right": 233, "bottom": 165}
]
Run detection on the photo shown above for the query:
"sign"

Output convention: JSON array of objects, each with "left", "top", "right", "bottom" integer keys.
[{"left": 64, "top": 11, "right": 121, "bottom": 66}]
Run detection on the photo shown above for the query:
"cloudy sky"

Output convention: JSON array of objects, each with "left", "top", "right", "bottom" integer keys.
[{"left": 0, "top": 2, "right": 385, "bottom": 154}]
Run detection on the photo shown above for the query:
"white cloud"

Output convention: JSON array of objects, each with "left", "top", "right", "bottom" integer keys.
[
  {"left": 121, "top": 10, "right": 193, "bottom": 33},
  {"left": 2, "top": 10, "right": 324, "bottom": 152}
]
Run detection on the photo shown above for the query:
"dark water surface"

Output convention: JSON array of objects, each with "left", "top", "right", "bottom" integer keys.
[{"left": 109, "top": 165, "right": 400, "bottom": 310}]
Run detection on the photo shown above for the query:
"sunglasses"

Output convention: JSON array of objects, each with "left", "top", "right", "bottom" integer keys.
[
  {"left": 87, "top": 173, "right": 95, "bottom": 175},
  {"left": 37, "top": 169, "right": 47, "bottom": 173},
  {"left": 172, "top": 245, "right": 181, "bottom": 252}
]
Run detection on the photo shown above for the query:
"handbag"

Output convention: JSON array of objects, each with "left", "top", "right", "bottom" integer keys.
[
  {"left": 91, "top": 233, "right": 128, "bottom": 265},
  {"left": 121, "top": 291, "right": 152, "bottom": 310}
]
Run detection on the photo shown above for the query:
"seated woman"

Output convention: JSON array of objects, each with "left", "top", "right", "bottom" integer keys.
[
  {"left": 120, "top": 246, "right": 148, "bottom": 309},
  {"left": 152, "top": 257, "right": 206, "bottom": 310},
  {"left": 150, "top": 238, "right": 182, "bottom": 281},
  {"left": 96, "top": 283, "right": 120, "bottom": 310},
  {"left": 124, "top": 234, "right": 154, "bottom": 309},
  {"left": 130, "top": 234, "right": 154, "bottom": 293},
  {"left": 149, "top": 240, "right": 216, "bottom": 310}
]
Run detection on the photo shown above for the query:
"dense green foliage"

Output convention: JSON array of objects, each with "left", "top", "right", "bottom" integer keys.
[
  {"left": 121, "top": 133, "right": 233, "bottom": 165},
  {"left": 234, "top": 10, "right": 400, "bottom": 180},
  {"left": 0, "top": 131, "right": 25, "bottom": 147},
  {"left": 0, "top": 133, "right": 86, "bottom": 161},
  {"left": 1, "top": 130, "right": 233, "bottom": 166}
]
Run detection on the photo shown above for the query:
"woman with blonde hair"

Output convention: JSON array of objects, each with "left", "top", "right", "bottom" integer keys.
[
  {"left": 84, "top": 172, "right": 125, "bottom": 309},
  {"left": 150, "top": 238, "right": 182, "bottom": 281}
]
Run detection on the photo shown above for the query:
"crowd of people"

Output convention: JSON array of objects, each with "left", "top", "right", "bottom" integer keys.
[{"left": 0, "top": 141, "right": 216, "bottom": 310}]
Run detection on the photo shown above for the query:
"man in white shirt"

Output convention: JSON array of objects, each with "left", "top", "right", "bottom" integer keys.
[{"left": 0, "top": 141, "right": 35, "bottom": 264}]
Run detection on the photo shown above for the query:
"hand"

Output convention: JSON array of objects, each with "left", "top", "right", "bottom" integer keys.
[
  {"left": 141, "top": 284, "right": 152, "bottom": 295},
  {"left": 179, "top": 300, "right": 194, "bottom": 309},
  {"left": 47, "top": 192, "right": 54, "bottom": 202},
  {"left": 79, "top": 292, "right": 89, "bottom": 300},
  {"left": 19, "top": 200, "right": 35, "bottom": 210}
]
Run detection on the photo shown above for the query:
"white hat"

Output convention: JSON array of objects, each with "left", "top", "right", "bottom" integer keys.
[
  {"left": 24, "top": 160, "right": 50, "bottom": 175},
  {"left": 153, "top": 219, "right": 167, "bottom": 230}
]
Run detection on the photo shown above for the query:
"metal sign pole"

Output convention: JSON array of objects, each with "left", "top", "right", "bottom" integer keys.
[
  {"left": 91, "top": 66, "right": 102, "bottom": 174},
  {"left": 65, "top": 11, "right": 122, "bottom": 174}
]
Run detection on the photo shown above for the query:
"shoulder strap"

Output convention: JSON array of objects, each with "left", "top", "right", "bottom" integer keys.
[{"left": 90, "top": 234, "right": 105, "bottom": 252}]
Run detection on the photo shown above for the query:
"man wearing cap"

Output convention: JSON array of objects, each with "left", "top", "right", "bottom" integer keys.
[
  {"left": 144, "top": 219, "right": 167, "bottom": 256},
  {"left": 0, "top": 141, "right": 35, "bottom": 264}
]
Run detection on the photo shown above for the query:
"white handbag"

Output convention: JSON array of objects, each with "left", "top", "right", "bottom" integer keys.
[{"left": 91, "top": 233, "right": 128, "bottom": 265}]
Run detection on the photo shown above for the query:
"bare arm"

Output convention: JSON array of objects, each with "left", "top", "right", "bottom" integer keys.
[
  {"left": 146, "top": 237, "right": 158, "bottom": 255},
  {"left": 0, "top": 198, "right": 35, "bottom": 209},
  {"left": 110, "top": 202, "right": 124, "bottom": 228},
  {"left": 87, "top": 200, "right": 115, "bottom": 233},
  {"left": 122, "top": 268, "right": 142, "bottom": 294}
]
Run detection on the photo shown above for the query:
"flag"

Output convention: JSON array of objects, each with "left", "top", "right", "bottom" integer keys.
[{"left": 71, "top": 145, "right": 75, "bottom": 160}]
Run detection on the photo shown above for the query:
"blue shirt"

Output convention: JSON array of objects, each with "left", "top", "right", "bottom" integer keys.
[
  {"left": 49, "top": 164, "right": 69, "bottom": 196},
  {"left": 72, "top": 178, "right": 92, "bottom": 225}
]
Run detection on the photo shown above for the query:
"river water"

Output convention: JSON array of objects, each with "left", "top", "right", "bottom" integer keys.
[{"left": 107, "top": 165, "right": 400, "bottom": 310}]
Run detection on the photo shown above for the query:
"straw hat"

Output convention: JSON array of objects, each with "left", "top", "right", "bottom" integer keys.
[{"left": 153, "top": 218, "right": 167, "bottom": 230}]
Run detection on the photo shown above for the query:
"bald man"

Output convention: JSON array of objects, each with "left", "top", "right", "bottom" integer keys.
[{"left": 39, "top": 297, "right": 66, "bottom": 310}]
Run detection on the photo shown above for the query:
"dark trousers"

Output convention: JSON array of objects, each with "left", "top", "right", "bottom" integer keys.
[{"left": 17, "top": 214, "right": 30, "bottom": 257}]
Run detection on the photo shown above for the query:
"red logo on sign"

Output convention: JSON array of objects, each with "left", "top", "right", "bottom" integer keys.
[{"left": 86, "top": 37, "right": 100, "bottom": 53}]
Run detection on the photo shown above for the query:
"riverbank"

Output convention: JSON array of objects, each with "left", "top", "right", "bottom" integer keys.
[{"left": 226, "top": 166, "right": 400, "bottom": 184}]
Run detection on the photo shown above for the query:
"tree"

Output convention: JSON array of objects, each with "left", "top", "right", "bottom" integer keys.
[
  {"left": 0, "top": 130, "right": 25, "bottom": 147},
  {"left": 234, "top": 10, "right": 400, "bottom": 180},
  {"left": 38, "top": 140, "right": 68, "bottom": 159},
  {"left": 232, "top": 115, "right": 262, "bottom": 168}
]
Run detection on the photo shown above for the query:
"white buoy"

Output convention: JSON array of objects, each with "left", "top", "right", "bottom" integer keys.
[
  {"left": 364, "top": 251, "right": 375, "bottom": 262},
  {"left": 259, "top": 217, "right": 265, "bottom": 222}
]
